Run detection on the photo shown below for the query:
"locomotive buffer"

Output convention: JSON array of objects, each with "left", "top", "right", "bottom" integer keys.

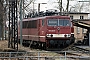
[{"left": 72, "top": 20, "right": 90, "bottom": 46}]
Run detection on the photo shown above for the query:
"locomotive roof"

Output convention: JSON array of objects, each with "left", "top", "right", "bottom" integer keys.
[{"left": 23, "top": 15, "right": 70, "bottom": 21}]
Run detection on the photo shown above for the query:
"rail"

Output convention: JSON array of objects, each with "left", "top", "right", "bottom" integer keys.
[{"left": 0, "top": 51, "right": 90, "bottom": 60}]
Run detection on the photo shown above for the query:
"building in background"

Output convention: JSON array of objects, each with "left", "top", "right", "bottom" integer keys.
[{"left": 68, "top": 12, "right": 90, "bottom": 41}]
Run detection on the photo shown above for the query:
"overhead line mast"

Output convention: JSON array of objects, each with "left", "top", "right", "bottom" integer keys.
[{"left": 8, "top": 0, "right": 18, "bottom": 51}]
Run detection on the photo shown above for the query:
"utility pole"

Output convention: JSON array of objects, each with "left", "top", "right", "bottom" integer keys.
[
  {"left": 0, "top": 0, "right": 4, "bottom": 40},
  {"left": 8, "top": 0, "right": 18, "bottom": 51},
  {"left": 38, "top": 3, "right": 40, "bottom": 13},
  {"left": 20, "top": 0, "right": 23, "bottom": 46},
  {"left": 23, "top": 0, "right": 25, "bottom": 18},
  {"left": 60, "top": 0, "right": 62, "bottom": 13},
  {"left": 66, "top": 0, "right": 69, "bottom": 13}
]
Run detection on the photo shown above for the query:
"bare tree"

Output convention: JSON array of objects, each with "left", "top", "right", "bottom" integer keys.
[
  {"left": 24, "top": 0, "right": 36, "bottom": 14},
  {"left": 69, "top": 1, "right": 90, "bottom": 12},
  {"left": 56, "top": 0, "right": 62, "bottom": 13},
  {"left": 55, "top": 0, "right": 69, "bottom": 13},
  {"left": 55, "top": 0, "right": 90, "bottom": 13}
]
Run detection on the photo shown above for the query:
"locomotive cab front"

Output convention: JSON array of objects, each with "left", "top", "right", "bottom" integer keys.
[{"left": 45, "top": 17, "right": 75, "bottom": 48}]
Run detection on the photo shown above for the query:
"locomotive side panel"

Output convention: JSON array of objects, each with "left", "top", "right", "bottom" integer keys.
[
  {"left": 22, "top": 29, "right": 29, "bottom": 40},
  {"left": 22, "top": 20, "right": 39, "bottom": 41},
  {"left": 28, "top": 29, "right": 39, "bottom": 41}
]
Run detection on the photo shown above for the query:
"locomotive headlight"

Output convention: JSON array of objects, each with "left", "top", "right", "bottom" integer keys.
[
  {"left": 46, "top": 34, "right": 53, "bottom": 37},
  {"left": 46, "top": 34, "right": 49, "bottom": 37},
  {"left": 51, "top": 34, "right": 53, "bottom": 37},
  {"left": 68, "top": 34, "right": 71, "bottom": 37},
  {"left": 46, "top": 34, "right": 51, "bottom": 37},
  {"left": 64, "top": 34, "right": 71, "bottom": 37},
  {"left": 64, "top": 34, "right": 67, "bottom": 37}
]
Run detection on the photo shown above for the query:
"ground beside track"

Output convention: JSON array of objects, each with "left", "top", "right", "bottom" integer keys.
[
  {"left": 0, "top": 40, "right": 43, "bottom": 52},
  {"left": 0, "top": 40, "right": 90, "bottom": 60}
]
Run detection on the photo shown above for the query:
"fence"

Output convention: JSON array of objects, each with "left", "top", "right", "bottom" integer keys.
[{"left": 0, "top": 51, "right": 90, "bottom": 60}]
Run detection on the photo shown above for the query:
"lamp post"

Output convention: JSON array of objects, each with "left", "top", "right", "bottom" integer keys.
[
  {"left": 20, "top": 0, "right": 23, "bottom": 46},
  {"left": 38, "top": 3, "right": 47, "bottom": 13}
]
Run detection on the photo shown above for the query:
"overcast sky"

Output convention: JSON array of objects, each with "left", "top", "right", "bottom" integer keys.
[
  {"left": 34, "top": 0, "right": 78, "bottom": 11},
  {"left": 26, "top": 0, "right": 90, "bottom": 13}
]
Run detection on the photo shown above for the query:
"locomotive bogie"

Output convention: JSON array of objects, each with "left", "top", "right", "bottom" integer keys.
[
  {"left": 49, "top": 40, "right": 66, "bottom": 48},
  {"left": 46, "top": 37, "right": 73, "bottom": 48}
]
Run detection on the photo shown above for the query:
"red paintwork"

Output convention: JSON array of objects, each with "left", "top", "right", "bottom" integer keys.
[
  {"left": 18, "top": 15, "right": 74, "bottom": 45},
  {"left": 47, "top": 26, "right": 71, "bottom": 34}
]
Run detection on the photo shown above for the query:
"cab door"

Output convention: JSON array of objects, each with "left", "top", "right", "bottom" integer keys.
[{"left": 38, "top": 19, "right": 46, "bottom": 42}]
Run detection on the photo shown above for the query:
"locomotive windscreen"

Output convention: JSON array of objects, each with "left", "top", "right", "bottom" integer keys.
[
  {"left": 48, "top": 19, "right": 58, "bottom": 26},
  {"left": 47, "top": 19, "right": 71, "bottom": 26}
]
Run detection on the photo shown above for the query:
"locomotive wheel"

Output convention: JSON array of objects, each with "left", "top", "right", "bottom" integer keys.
[
  {"left": 39, "top": 43, "right": 42, "bottom": 49},
  {"left": 43, "top": 43, "right": 46, "bottom": 50},
  {"left": 64, "top": 43, "right": 69, "bottom": 47},
  {"left": 71, "top": 37, "right": 75, "bottom": 44}
]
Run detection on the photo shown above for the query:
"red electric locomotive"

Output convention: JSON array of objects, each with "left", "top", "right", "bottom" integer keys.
[{"left": 18, "top": 12, "right": 75, "bottom": 49}]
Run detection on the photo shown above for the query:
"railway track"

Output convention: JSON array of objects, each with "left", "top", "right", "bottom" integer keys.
[
  {"left": 62, "top": 43, "right": 90, "bottom": 54},
  {"left": 51, "top": 43, "right": 90, "bottom": 59},
  {"left": 0, "top": 40, "right": 89, "bottom": 60}
]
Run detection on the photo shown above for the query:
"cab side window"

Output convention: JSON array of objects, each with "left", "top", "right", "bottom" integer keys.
[{"left": 42, "top": 19, "right": 45, "bottom": 26}]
